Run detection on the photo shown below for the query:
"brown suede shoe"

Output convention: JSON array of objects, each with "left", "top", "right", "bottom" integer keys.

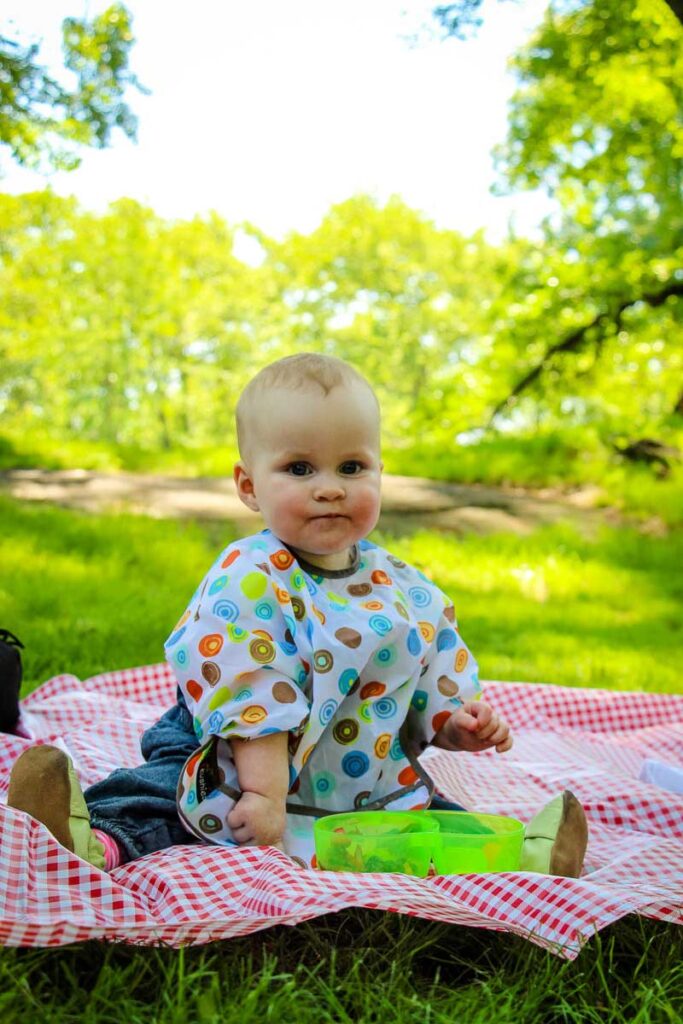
[
  {"left": 7, "top": 745, "right": 105, "bottom": 867},
  {"left": 520, "top": 790, "right": 589, "bottom": 877}
]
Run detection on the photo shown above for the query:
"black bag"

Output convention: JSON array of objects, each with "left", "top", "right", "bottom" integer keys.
[{"left": 0, "top": 629, "right": 24, "bottom": 733}]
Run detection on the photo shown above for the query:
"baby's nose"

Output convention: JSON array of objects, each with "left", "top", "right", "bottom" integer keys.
[{"left": 313, "top": 477, "right": 346, "bottom": 500}]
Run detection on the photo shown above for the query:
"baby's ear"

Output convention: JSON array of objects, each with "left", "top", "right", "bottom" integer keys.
[{"left": 233, "top": 462, "right": 260, "bottom": 512}]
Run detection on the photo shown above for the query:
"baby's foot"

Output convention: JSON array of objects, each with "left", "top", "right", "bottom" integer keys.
[
  {"left": 7, "top": 745, "right": 106, "bottom": 869},
  {"left": 521, "top": 790, "right": 588, "bottom": 877}
]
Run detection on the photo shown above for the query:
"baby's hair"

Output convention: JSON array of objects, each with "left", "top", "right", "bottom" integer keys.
[{"left": 236, "top": 352, "right": 378, "bottom": 458}]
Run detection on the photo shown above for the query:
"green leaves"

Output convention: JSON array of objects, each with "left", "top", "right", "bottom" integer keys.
[
  {"left": 498, "top": 0, "right": 683, "bottom": 222},
  {"left": 1, "top": 183, "right": 680, "bottom": 468},
  {"left": 0, "top": 4, "right": 141, "bottom": 172},
  {"left": 481, "top": 0, "right": 683, "bottom": 426}
]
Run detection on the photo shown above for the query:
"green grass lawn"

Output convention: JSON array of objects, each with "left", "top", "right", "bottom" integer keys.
[
  {"left": 1, "top": 916, "right": 681, "bottom": 1024},
  {"left": 1, "top": 494, "right": 682, "bottom": 1022},
  {"left": 2, "top": 496, "right": 681, "bottom": 695}
]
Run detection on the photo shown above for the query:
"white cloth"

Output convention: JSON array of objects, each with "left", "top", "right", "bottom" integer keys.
[{"left": 639, "top": 758, "right": 683, "bottom": 795}]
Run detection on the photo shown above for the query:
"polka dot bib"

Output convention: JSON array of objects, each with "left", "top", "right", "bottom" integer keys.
[{"left": 166, "top": 529, "right": 481, "bottom": 866}]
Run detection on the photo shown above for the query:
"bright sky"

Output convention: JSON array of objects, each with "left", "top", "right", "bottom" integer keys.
[{"left": 2, "top": 0, "right": 552, "bottom": 242}]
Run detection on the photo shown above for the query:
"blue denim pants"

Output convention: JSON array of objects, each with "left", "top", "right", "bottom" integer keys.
[
  {"left": 84, "top": 689, "right": 464, "bottom": 863},
  {"left": 84, "top": 688, "right": 201, "bottom": 861}
]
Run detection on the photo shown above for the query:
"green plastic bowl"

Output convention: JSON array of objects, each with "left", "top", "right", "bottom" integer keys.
[
  {"left": 427, "top": 811, "right": 524, "bottom": 874},
  {"left": 314, "top": 811, "right": 439, "bottom": 876}
]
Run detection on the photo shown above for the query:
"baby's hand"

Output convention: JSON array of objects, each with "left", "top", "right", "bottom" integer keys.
[
  {"left": 433, "top": 701, "right": 513, "bottom": 754},
  {"left": 226, "top": 791, "right": 286, "bottom": 847}
]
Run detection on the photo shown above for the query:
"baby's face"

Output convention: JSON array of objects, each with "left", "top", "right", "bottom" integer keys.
[{"left": 235, "top": 383, "right": 382, "bottom": 570}]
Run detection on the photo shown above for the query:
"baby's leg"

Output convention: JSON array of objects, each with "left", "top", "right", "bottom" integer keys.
[
  {"left": 8, "top": 745, "right": 108, "bottom": 868},
  {"left": 521, "top": 791, "right": 587, "bottom": 876},
  {"left": 7, "top": 690, "right": 201, "bottom": 868},
  {"left": 429, "top": 790, "right": 587, "bottom": 876},
  {"left": 85, "top": 690, "right": 200, "bottom": 861}
]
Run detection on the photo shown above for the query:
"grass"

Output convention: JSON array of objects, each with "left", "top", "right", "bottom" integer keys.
[
  {"left": 1, "top": 497, "right": 681, "bottom": 695},
  {"left": 382, "top": 524, "right": 683, "bottom": 693},
  {"left": 0, "top": 913, "right": 681, "bottom": 1022},
  {"left": 0, "top": 496, "right": 234, "bottom": 686},
  {"left": 1, "top": 493, "right": 682, "bottom": 1021}
]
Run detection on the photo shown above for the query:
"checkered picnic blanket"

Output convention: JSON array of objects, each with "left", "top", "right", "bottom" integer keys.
[{"left": 1, "top": 665, "right": 681, "bottom": 958}]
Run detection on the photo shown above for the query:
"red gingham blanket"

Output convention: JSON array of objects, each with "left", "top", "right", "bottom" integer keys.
[{"left": 1, "top": 665, "right": 681, "bottom": 957}]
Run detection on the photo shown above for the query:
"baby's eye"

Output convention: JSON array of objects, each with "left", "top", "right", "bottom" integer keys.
[
  {"left": 286, "top": 462, "right": 312, "bottom": 476},
  {"left": 339, "top": 461, "right": 364, "bottom": 475}
]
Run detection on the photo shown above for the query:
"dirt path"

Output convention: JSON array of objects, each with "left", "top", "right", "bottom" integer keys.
[{"left": 1, "top": 468, "right": 618, "bottom": 536}]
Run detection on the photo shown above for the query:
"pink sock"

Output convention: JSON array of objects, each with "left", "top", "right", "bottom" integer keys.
[{"left": 93, "top": 829, "right": 123, "bottom": 870}]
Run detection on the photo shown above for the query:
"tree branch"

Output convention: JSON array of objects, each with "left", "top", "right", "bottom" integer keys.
[{"left": 488, "top": 278, "right": 683, "bottom": 424}]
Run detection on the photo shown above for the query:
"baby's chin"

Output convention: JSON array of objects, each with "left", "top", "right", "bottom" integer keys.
[
  {"left": 284, "top": 539, "right": 356, "bottom": 571},
  {"left": 278, "top": 522, "right": 356, "bottom": 548}
]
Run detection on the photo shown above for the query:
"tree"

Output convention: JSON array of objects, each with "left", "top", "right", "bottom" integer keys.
[
  {"left": 0, "top": 192, "right": 262, "bottom": 450},
  {"left": 486, "top": 0, "right": 683, "bottom": 423},
  {"left": 0, "top": 192, "right": 505, "bottom": 455},
  {"left": 430, "top": 1, "right": 518, "bottom": 39},
  {"left": 262, "top": 195, "right": 506, "bottom": 447},
  {"left": 0, "top": 4, "right": 142, "bottom": 172},
  {"left": 426, "top": 0, "right": 681, "bottom": 438},
  {"left": 430, "top": 0, "right": 683, "bottom": 35}
]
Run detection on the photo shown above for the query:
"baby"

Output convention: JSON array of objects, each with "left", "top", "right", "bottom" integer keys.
[
  {"left": 7, "top": 353, "right": 587, "bottom": 874},
  {"left": 170, "top": 353, "right": 511, "bottom": 864}
]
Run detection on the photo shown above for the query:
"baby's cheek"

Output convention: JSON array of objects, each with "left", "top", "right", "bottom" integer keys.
[
  {"left": 354, "top": 488, "right": 382, "bottom": 529},
  {"left": 274, "top": 491, "right": 307, "bottom": 528}
]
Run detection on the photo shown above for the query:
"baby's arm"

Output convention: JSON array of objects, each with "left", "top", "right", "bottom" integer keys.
[
  {"left": 432, "top": 701, "right": 513, "bottom": 754},
  {"left": 227, "top": 732, "right": 289, "bottom": 846}
]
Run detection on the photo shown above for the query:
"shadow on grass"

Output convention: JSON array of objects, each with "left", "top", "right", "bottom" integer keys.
[{"left": 1, "top": 913, "right": 680, "bottom": 1023}]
